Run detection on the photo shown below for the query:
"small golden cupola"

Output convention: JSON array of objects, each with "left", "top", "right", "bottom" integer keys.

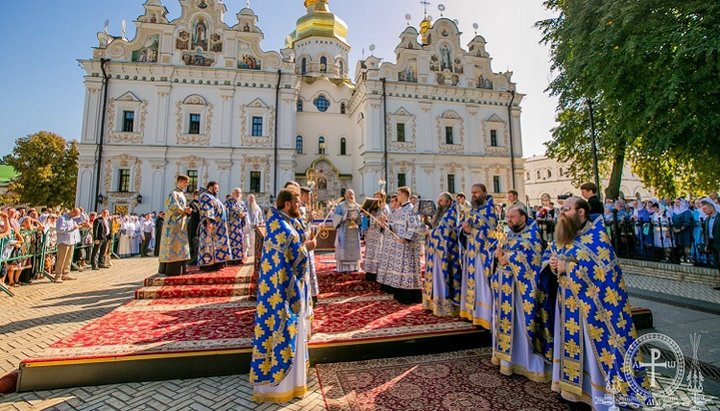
[
  {"left": 419, "top": 15, "right": 433, "bottom": 45},
  {"left": 286, "top": 0, "right": 349, "bottom": 48}
]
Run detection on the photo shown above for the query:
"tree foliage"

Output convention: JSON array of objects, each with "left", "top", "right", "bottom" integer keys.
[
  {"left": 2, "top": 131, "right": 79, "bottom": 207},
  {"left": 538, "top": 0, "right": 720, "bottom": 198}
]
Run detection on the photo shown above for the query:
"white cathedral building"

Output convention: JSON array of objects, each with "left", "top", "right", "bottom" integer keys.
[{"left": 75, "top": 0, "right": 526, "bottom": 214}]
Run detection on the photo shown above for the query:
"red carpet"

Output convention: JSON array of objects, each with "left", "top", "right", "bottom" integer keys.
[
  {"left": 317, "top": 348, "right": 572, "bottom": 411},
  {"left": 21, "top": 255, "right": 476, "bottom": 364},
  {"left": 20, "top": 253, "right": 651, "bottom": 375}
]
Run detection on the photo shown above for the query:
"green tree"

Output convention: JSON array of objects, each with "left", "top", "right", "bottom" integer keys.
[
  {"left": 538, "top": 0, "right": 720, "bottom": 198},
  {"left": 2, "top": 131, "right": 79, "bottom": 207}
]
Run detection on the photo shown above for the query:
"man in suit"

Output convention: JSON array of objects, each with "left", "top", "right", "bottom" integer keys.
[
  {"left": 580, "top": 182, "right": 604, "bottom": 217},
  {"left": 91, "top": 209, "right": 111, "bottom": 270},
  {"left": 701, "top": 198, "right": 720, "bottom": 279},
  {"left": 153, "top": 211, "right": 164, "bottom": 257}
]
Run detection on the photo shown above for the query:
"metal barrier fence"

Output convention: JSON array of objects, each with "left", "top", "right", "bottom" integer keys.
[
  {"left": 1, "top": 227, "right": 117, "bottom": 297},
  {"left": 537, "top": 216, "right": 718, "bottom": 269}
]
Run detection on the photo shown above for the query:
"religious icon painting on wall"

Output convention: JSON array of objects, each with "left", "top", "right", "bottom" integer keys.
[{"left": 132, "top": 34, "right": 160, "bottom": 63}]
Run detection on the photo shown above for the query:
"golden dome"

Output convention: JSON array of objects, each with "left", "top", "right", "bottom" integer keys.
[
  {"left": 286, "top": 0, "right": 349, "bottom": 48},
  {"left": 419, "top": 15, "right": 432, "bottom": 44}
]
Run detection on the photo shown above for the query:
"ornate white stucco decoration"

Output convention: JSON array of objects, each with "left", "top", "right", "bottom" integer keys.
[
  {"left": 106, "top": 92, "right": 148, "bottom": 144},
  {"left": 436, "top": 110, "right": 464, "bottom": 153},
  {"left": 176, "top": 94, "right": 213, "bottom": 146}
]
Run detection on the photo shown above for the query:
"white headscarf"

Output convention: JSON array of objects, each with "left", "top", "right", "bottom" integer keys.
[
  {"left": 700, "top": 197, "right": 720, "bottom": 214},
  {"left": 672, "top": 198, "right": 690, "bottom": 215}
]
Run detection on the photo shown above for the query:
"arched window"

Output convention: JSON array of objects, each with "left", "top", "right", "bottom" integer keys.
[
  {"left": 526, "top": 172, "right": 530, "bottom": 181},
  {"left": 314, "top": 95, "right": 330, "bottom": 112},
  {"left": 296, "top": 135, "right": 303, "bottom": 154},
  {"left": 547, "top": 169, "right": 552, "bottom": 178},
  {"left": 320, "top": 56, "right": 327, "bottom": 73},
  {"left": 297, "top": 99, "right": 303, "bottom": 112},
  {"left": 301, "top": 58, "right": 307, "bottom": 74},
  {"left": 340, "top": 102, "right": 346, "bottom": 114},
  {"left": 338, "top": 59, "right": 344, "bottom": 75},
  {"left": 340, "top": 137, "right": 347, "bottom": 155},
  {"left": 318, "top": 136, "right": 326, "bottom": 155},
  {"left": 536, "top": 170, "right": 541, "bottom": 179}
]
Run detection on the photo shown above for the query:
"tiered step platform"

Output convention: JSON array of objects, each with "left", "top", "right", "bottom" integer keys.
[
  {"left": 16, "top": 256, "right": 482, "bottom": 391},
  {"left": 16, "top": 254, "right": 653, "bottom": 391}
]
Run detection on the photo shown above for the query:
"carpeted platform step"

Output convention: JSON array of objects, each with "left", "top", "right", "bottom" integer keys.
[
  {"left": 135, "top": 283, "right": 253, "bottom": 300},
  {"left": 143, "top": 264, "right": 252, "bottom": 287}
]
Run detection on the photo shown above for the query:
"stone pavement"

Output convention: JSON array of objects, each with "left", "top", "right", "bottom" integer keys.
[{"left": 1, "top": 258, "right": 719, "bottom": 410}]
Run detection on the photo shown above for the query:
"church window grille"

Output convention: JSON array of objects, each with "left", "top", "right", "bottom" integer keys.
[
  {"left": 301, "top": 58, "right": 307, "bottom": 75},
  {"left": 250, "top": 171, "right": 262, "bottom": 193},
  {"left": 189, "top": 113, "right": 201, "bottom": 135},
  {"left": 490, "top": 129, "right": 498, "bottom": 147},
  {"left": 187, "top": 170, "right": 199, "bottom": 193},
  {"left": 397, "top": 173, "right": 406, "bottom": 188},
  {"left": 122, "top": 111, "right": 135, "bottom": 132},
  {"left": 296, "top": 136, "right": 304, "bottom": 154},
  {"left": 341, "top": 102, "right": 346, "bottom": 114},
  {"left": 445, "top": 126, "right": 454, "bottom": 144},
  {"left": 297, "top": 99, "right": 303, "bottom": 112},
  {"left": 493, "top": 175, "right": 501, "bottom": 194},
  {"left": 118, "top": 169, "right": 131, "bottom": 193},
  {"left": 314, "top": 95, "right": 330, "bottom": 112},
  {"left": 251, "top": 116, "right": 263, "bottom": 137},
  {"left": 397, "top": 123, "right": 406, "bottom": 142},
  {"left": 447, "top": 174, "right": 456, "bottom": 194},
  {"left": 340, "top": 138, "right": 347, "bottom": 155},
  {"left": 318, "top": 136, "right": 326, "bottom": 155}
]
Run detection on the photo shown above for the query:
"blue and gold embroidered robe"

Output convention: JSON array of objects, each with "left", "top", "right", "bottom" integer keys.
[
  {"left": 542, "top": 217, "right": 644, "bottom": 401},
  {"left": 423, "top": 202, "right": 461, "bottom": 316},
  {"left": 490, "top": 220, "right": 550, "bottom": 380},
  {"left": 459, "top": 196, "right": 498, "bottom": 326},
  {"left": 158, "top": 188, "right": 190, "bottom": 263},
  {"left": 250, "top": 208, "right": 309, "bottom": 386},
  {"left": 224, "top": 198, "right": 248, "bottom": 262},
  {"left": 198, "top": 190, "right": 232, "bottom": 266}
]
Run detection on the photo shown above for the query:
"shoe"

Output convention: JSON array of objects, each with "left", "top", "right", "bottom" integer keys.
[
  {"left": 62, "top": 275, "right": 77, "bottom": 281},
  {"left": 99, "top": 265, "right": 110, "bottom": 269},
  {"left": 92, "top": 266, "right": 99, "bottom": 270},
  {"left": 54, "top": 278, "right": 63, "bottom": 283}
]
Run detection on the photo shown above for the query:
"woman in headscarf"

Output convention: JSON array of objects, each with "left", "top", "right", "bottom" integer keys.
[
  {"left": 118, "top": 215, "right": 132, "bottom": 258},
  {"left": 671, "top": 198, "right": 694, "bottom": 263},
  {"left": 691, "top": 198, "right": 707, "bottom": 264}
]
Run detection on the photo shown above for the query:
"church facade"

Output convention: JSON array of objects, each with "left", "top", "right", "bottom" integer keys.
[{"left": 76, "top": 0, "right": 526, "bottom": 214}]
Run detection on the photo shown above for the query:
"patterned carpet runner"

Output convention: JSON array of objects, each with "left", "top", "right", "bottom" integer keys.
[{"left": 317, "top": 348, "right": 574, "bottom": 411}]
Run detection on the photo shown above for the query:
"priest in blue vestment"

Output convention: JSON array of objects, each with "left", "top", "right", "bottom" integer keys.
[
  {"left": 422, "top": 192, "right": 461, "bottom": 316},
  {"left": 544, "top": 196, "right": 646, "bottom": 410},
  {"left": 491, "top": 206, "right": 552, "bottom": 382},
  {"left": 224, "top": 187, "right": 249, "bottom": 265},
  {"left": 459, "top": 183, "right": 498, "bottom": 328},
  {"left": 250, "top": 188, "right": 316, "bottom": 403},
  {"left": 198, "top": 181, "right": 232, "bottom": 270}
]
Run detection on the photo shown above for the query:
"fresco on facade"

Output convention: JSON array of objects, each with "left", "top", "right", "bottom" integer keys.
[
  {"left": 176, "top": 31, "right": 190, "bottom": 50},
  {"left": 210, "top": 33, "right": 223, "bottom": 52},
  {"left": 398, "top": 59, "right": 417, "bottom": 82},
  {"left": 192, "top": 18, "right": 209, "bottom": 50},
  {"left": 183, "top": 52, "right": 215, "bottom": 67},
  {"left": 132, "top": 34, "right": 159, "bottom": 63},
  {"left": 239, "top": 54, "right": 261, "bottom": 70}
]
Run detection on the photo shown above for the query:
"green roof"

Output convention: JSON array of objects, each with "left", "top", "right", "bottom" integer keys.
[{"left": 0, "top": 165, "right": 17, "bottom": 184}]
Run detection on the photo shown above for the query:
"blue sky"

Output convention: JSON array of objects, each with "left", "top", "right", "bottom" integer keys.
[{"left": 0, "top": 0, "right": 557, "bottom": 158}]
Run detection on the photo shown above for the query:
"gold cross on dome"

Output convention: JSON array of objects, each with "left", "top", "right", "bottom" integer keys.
[{"left": 420, "top": 0, "right": 431, "bottom": 15}]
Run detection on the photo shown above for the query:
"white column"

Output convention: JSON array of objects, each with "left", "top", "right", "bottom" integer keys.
[
  {"left": 155, "top": 85, "right": 171, "bottom": 144},
  {"left": 219, "top": 88, "right": 234, "bottom": 146}
]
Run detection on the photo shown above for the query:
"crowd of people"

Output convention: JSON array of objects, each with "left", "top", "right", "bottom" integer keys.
[
  {"left": 242, "top": 178, "right": 720, "bottom": 409},
  {"left": 521, "top": 183, "right": 720, "bottom": 268}
]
